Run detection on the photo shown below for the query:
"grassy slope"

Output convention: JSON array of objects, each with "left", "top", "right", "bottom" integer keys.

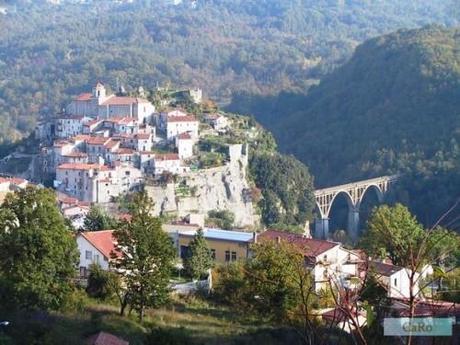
[{"left": 1, "top": 296, "right": 290, "bottom": 345}]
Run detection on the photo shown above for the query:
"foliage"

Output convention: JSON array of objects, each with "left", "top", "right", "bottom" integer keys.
[
  {"left": 0, "top": 1, "right": 457, "bottom": 141},
  {"left": 207, "top": 210, "right": 235, "bottom": 230},
  {"left": 183, "top": 228, "right": 213, "bottom": 280},
  {"left": 212, "top": 261, "right": 249, "bottom": 307},
  {"left": 83, "top": 205, "right": 118, "bottom": 231},
  {"left": 438, "top": 268, "right": 460, "bottom": 303},
  {"left": 0, "top": 187, "right": 79, "bottom": 311},
  {"left": 249, "top": 153, "right": 315, "bottom": 229},
  {"left": 230, "top": 26, "right": 460, "bottom": 232},
  {"left": 86, "top": 264, "right": 120, "bottom": 301},
  {"left": 112, "top": 191, "right": 176, "bottom": 321},
  {"left": 361, "top": 204, "right": 460, "bottom": 267}
]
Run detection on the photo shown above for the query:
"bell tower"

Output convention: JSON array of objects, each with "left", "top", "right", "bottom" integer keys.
[{"left": 92, "top": 81, "right": 107, "bottom": 105}]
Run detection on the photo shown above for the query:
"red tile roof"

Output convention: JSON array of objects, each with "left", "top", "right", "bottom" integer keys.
[
  {"left": 167, "top": 115, "right": 197, "bottom": 123},
  {"left": 154, "top": 153, "right": 180, "bottom": 161},
  {"left": 62, "top": 151, "right": 88, "bottom": 158},
  {"left": 104, "top": 138, "right": 121, "bottom": 149},
  {"left": 80, "top": 230, "right": 121, "bottom": 259},
  {"left": 57, "top": 163, "right": 109, "bottom": 171},
  {"left": 177, "top": 132, "right": 192, "bottom": 140},
  {"left": 76, "top": 93, "right": 92, "bottom": 101},
  {"left": 370, "top": 261, "right": 403, "bottom": 277},
  {"left": 395, "top": 300, "right": 460, "bottom": 317},
  {"left": 87, "top": 136, "right": 110, "bottom": 145},
  {"left": 257, "top": 230, "right": 338, "bottom": 258},
  {"left": 135, "top": 133, "right": 150, "bottom": 140},
  {"left": 114, "top": 148, "right": 135, "bottom": 155},
  {"left": 102, "top": 96, "right": 149, "bottom": 106},
  {"left": 87, "top": 331, "right": 129, "bottom": 345}
]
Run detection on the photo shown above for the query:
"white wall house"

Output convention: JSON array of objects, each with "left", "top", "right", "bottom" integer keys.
[
  {"left": 257, "top": 230, "right": 363, "bottom": 292},
  {"left": 370, "top": 261, "right": 421, "bottom": 299},
  {"left": 76, "top": 230, "right": 119, "bottom": 277},
  {"left": 153, "top": 153, "right": 184, "bottom": 175},
  {"left": 175, "top": 132, "right": 194, "bottom": 159},
  {"left": 55, "top": 163, "right": 143, "bottom": 203},
  {"left": 166, "top": 115, "right": 199, "bottom": 140},
  {"left": 55, "top": 116, "right": 93, "bottom": 138},
  {"left": 205, "top": 114, "right": 229, "bottom": 131}
]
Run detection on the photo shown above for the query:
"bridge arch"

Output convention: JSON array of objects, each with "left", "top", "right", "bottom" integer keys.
[{"left": 313, "top": 175, "right": 398, "bottom": 241}]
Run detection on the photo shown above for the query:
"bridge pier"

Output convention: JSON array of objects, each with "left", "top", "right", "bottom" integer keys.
[
  {"left": 348, "top": 208, "right": 360, "bottom": 242},
  {"left": 315, "top": 218, "right": 330, "bottom": 239}
]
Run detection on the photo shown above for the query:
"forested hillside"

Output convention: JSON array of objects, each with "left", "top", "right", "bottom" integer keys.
[
  {"left": 231, "top": 26, "right": 460, "bottom": 229},
  {"left": 0, "top": 0, "right": 458, "bottom": 141}
]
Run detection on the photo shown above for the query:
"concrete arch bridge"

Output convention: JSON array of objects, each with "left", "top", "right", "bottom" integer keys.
[{"left": 314, "top": 175, "right": 398, "bottom": 240}]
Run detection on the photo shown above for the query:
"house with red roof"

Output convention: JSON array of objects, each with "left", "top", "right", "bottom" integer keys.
[
  {"left": 175, "top": 132, "right": 195, "bottom": 159},
  {"left": 257, "top": 230, "right": 363, "bottom": 291},
  {"left": 76, "top": 230, "right": 121, "bottom": 277}
]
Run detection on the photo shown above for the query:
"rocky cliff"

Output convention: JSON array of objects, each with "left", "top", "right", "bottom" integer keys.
[{"left": 145, "top": 151, "right": 258, "bottom": 228}]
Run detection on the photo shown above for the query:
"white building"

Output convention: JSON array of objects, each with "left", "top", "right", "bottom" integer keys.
[
  {"left": 55, "top": 115, "right": 93, "bottom": 138},
  {"left": 153, "top": 153, "right": 184, "bottom": 175},
  {"left": 175, "top": 132, "right": 194, "bottom": 159},
  {"left": 205, "top": 114, "right": 229, "bottom": 131},
  {"left": 166, "top": 115, "right": 199, "bottom": 140},
  {"left": 258, "top": 230, "right": 363, "bottom": 292},
  {"left": 370, "top": 261, "right": 421, "bottom": 299},
  {"left": 66, "top": 82, "right": 156, "bottom": 123},
  {"left": 55, "top": 163, "right": 143, "bottom": 203},
  {"left": 76, "top": 230, "right": 120, "bottom": 277}
]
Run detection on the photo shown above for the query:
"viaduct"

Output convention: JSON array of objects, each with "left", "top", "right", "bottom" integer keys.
[{"left": 314, "top": 175, "right": 398, "bottom": 240}]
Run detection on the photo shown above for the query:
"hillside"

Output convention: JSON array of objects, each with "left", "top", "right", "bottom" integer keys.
[
  {"left": 0, "top": 1, "right": 458, "bottom": 141},
  {"left": 230, "top": 25, "right": 460, "bottom": 228}
]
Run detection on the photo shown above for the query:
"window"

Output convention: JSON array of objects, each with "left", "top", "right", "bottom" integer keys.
[
  {"left": 231, "top": 251, "right": 237, "bottom": 261},
  {"left": 79, "top": 266, "right": 87, "bottom": 278},
  {"left": 85, "top": 250, "right": 92, "bottom": 260},
  {"left": 394, "top": 278, "right": 397, "bottom": 287},
  {"left": 210, "top": 249, "right": 216, "bottom": 260},
  {"left": 225, "top": 251, "right": 230, "bottom": 262},
  {"left": 180, "top": 245, "right": 189, "bottom": 259},
  {"left": 94, "top": 254, "right": 100, "bottom": 264}
]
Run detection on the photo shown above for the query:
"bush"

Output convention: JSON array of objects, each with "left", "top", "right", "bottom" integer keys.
[{"left": 86, "top": 264, "right": 119, "bottom": 300}]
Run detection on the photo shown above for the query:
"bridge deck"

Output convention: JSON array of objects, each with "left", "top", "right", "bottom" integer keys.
[{"left": 314, "top": 175, "right": 398, "bottom": 196}]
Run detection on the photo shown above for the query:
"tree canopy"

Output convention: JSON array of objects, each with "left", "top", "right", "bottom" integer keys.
[
  {"left": 112, "top": 191, "right": 176, "bottom": 321},
  {"left": 0, "top": 187, "right": 79, "bottom": 311}
]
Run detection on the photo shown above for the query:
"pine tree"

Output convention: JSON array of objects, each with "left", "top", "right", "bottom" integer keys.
[
  {"left": 183, "top": 228, "right": 213, "bottom": 280},
  {"left": 83, "top": 205, "right": 118, "bottom": 231},
  {"left": 0, "top": 187, "right": 79, "bottom": 311},
  {"left": 112, "top": 191, "right": 176, "bottom": 321}
]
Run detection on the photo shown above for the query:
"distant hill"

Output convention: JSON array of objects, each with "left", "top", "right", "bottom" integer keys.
[
  {"left": 229, "top": 25, "right": 460, "bottom": 228},
  {"left": 0, "top": 1, "right": 458, "bottom": 141},
  {"left": 231, "top": 26, "right": 460, "bottom": 186}
]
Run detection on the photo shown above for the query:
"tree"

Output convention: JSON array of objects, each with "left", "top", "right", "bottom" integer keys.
[
  {"left": 0, "top": 187, "right": 79, "bottom": 311},
  {"left": 83, "top": 205, "right": 118, "bottom": 231},
  {"left": 112, "top": 191, "right": 176, "bottom": 321},
  {"left": 183, "top": 228, "right": 213, "bottom": 280},
  {"left": 207, "top": 210, "right": 235, "bottom": 229},
  {"left": 361, "top": 203, "right": 460, "bottom": 345}
]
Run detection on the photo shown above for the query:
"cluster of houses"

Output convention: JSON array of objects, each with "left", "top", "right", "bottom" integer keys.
[
  {"left": 76, "top": 222, "right": 426, "bottom": 299},
  {"left": 35, "top": 82, "right": 229, "bottom": 204}
]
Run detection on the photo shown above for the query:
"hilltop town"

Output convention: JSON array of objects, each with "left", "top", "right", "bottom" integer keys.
[{"left": 32, "top": 82, "right": 258, "bottom": 229}]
